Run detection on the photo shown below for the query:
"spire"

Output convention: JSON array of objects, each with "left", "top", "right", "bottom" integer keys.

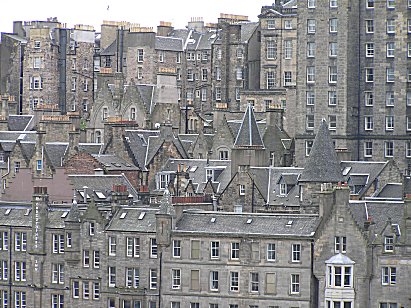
[
  {"left": 234, "top": 104, "right": 264, "bottom": 148},
  {"left": 66, "top": 190, "right": 80, "bottom": 223},
  {"left": 299, "top": 119, "right": 343, "bottom": 183}
]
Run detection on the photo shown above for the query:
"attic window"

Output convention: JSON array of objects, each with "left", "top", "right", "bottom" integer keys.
[
  {"left": 210, "top": 217, "right": 216, "bottom": 223},
  {"left": 61, "top": 211, "right": 69, "bottom": 218},
  {"left": 95, "top": 191, "right": 106, "bottom": 199},
  {"left": 246, "top": 218, "right": 253, "bottom": 224},
  {"left": 286, "top": 220, "right": 293, "bottom": 227},
  {"left": 24, "top": 209, "right": 31, "bottom": 216},
  {"left": 138, "top": 212, "right": 146, "bottom": 220},
  {"left": 189, "top": 166, "right": 198, "bottom": 172},
  {"left": 4, "top": 209, "right": 11, "bottom": 216},
  {"left": 342, "top": 167, "right": 351, "bottom": 176},
  {"left": 120, "top": 212, "right": 127, "bottom": 219}
]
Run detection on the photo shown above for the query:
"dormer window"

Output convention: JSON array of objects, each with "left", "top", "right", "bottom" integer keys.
[
  {"left": 206, "top": 169, "right": 214, "bottom": 182},
  {"left": 157, "top": 173, "right": 171, "bottom": 190},
  {"left": 279, "top": 183, "right": 287, "bottom": 196},
  {"left": 384, "top": 236, "right": 394, "bottom": 252},
  {"left": 89, "top": 222, "right": 95, "bottom": 236}
]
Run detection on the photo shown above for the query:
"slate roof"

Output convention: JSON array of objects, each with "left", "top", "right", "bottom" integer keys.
[
  {"left": 240, "top": 22, "right": 258, "bottom": 43},
  {"left": 155, "top": 36, "right": 183, "bottom": 51},
  {"left": 78, "top": 143, "right": 103, "bottom": 155},
  {"left": 45, "top": 143, "right": 68, "bottom": 168},
  {"left": 92, "top": 154, "right": 139, "bottom": 171},
  {"left": 283, "top": 0, "right": 298, "bottom": 9},
  {"left": 234, "top": 104, "right": 264, "bottom": 148},
  {"left": 136, "top": 84, "right": 155, "bottom": 112},
  {"left": 326, "top": 253, "right": 355, "bottom": 265},
  {"left": 299, "top": 120, "right": 343, "bottom": 183},
  {"left": 0, "top": 131, "right": 36, "bottom": 142},
  {"left": 175, "top": 211, "right": 319, "bottom": 237},
  {"left": 0, "top": 206, "right": 32, "bottom": 227},
  {"left": 375, "top": 183, "right": 403, "bottom": 199},
  {"left": 107, "top": 207, "right": 158, "bottom": 232},
  {"left": 8, "top": 115, "right": 33, "bottom": 131},
  {"left": 196, "top": 31, "right": 215, "bottom": 50},
  {"left": 20, "top": 142, "right": 36, "bottom": 160},
  {"left": 125, "top": 129, "right": 160, "bottom": 170}
]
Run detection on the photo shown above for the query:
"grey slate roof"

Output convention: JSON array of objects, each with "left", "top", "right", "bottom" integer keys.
[
  {"left": 240, "top": 22, "right": 258, "bottom": 43},
  {"left": 375, "top": 183, "right": 403, "bottom": 199},
  {"left": 8, "top": 115, "right": 33, "bottom": 131},
  {"left": 175, "top": 211, "right": 319, "bottom": 237},
  {"left": 107, "top": 208, "right": 158, "bottom": 232},
  {"left": 125, "top": 129, "right": 160, "bottom": 170},
  {"left": 155, "top": 36, "right": 183, "bottom": 51},
  {"left": 299, "top": 120, "right": 343, "bottom": 183},
  {"left": 78, "top": 143, "right": 103, "bottom": 155},
  {"left": 234, "top": 104, "right": 264, "bottom": 148},
  {"left": 0, "top": 131, "right": 36, "bottom": 142},
  {"left": 45, "top": 143, "right": 68, "bottom": 168},
  {"left": 92, "top": 154, "right": 139, "bottom": 171}
]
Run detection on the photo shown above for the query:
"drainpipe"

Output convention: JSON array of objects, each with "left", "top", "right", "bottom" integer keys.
[{"left": 158, "top": 251, "right": 162, "bottom": 308}]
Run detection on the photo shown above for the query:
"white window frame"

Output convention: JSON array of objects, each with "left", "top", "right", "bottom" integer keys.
[
  {"left": 328, "top": 91, "right": 337, "bottom": 106},
  {"left": 365, "top": 116, "right": 373, "bottom": 130},
  {"left": 210, "top": 241, "right": 220, "bottom": 259},
  {"left": 385, "top": 141, "right": 394, "bottom": 157},
  {"left": 307, "top": 19, "right": 316, "bottom": 33},
  {"left": 307, "top": 42, "right": 316, "bottom": 57},
  {"left": 329, "top": 18, "right": 338, "bottom": 33},
  {"left": 292, "top": 244, "right": 301, "bottom": 262},
  {"left": 385, "top": 115, "right": 394, "bottom": 131},
  {"left": 386, "top": 42, "right": 395, "bottom": 57},
  {"left": 381, "top": 267, "right": 396, "bottom": 285},
  {"left": 364, "top": 141, "right": 373, "bottom": 157}
]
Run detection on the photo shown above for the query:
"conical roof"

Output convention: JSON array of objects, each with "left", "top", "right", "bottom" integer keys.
[
  {"left": 299, "top": 119, "right": 343, "bottom": 183},
  {"left": 234, "top": 104, "right": 264, "bottom": 148}
]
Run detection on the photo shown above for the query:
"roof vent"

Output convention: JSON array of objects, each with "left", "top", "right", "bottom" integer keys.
[
  {"left": 246, "top": 218, "right": 253, "bottom": 224},
  {"left": 138, "top": 212, "right": 146, "bottom": 220},
  {"left": 24, "top": 209, "right": 31, "bottom": 216},
  {"left": 286, "top": 220, "right": 293, "bottom": 226},
  {"left": 61, "top": 211, "right": 69, "bottom": 218},
  {"left": 120, "top": 212, "right": 127, "bottom": 219},
  {"left": 210, "top": 217, "right": 216, "bottom": 223},
  {"left": 4, "top": 209, "right": 11, "bottom": 216}
]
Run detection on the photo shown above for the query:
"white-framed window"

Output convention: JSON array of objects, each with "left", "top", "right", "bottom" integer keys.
[
  {"left": 130, "top": 107, "right": 136, "bottom": 121},
  {"left": 385, "top": 115, "right": 394, "bottom": 131},
  {"left": 385, "top": 141, "right": 394, "bottom": 157},
  {"left": 219, "top": 150, "right": 229, "bottom": 160},
  {"left": 236, "top": 67, "right": 244, "bottom": 80},
  {"left": 366, "top": 43, "right": 374, "bottom": 57},
  {"left": 93, "top": 281, "right": 100, "bottom": 300},
  {"left": 176, "top": 52, "right": 181, "bottom": 63},
  {"left": 14, "top": 161, "right": 20, "bottom": 173},
  {"left": 386, "top": 92, "right": 394, "bottom": 106},
  {"left": 279, "top": 183, "right": 287, "bottom": 196},
  {"left": 266, "top": 40, "right": 277, "bottom": 59},
  {"left": 137, "top": 67, "right": 143, "bottom": 79},
  {"left": 231, "top": 242, "right": 240, "bottom": 260},
  {"left": 14, "top": 232, "right": 27, "bottom": 252},
  {"left": 379, "top": 303, "right": 398, "bottom": 308},
  {"left": 201, "top": 68, "right": 208, "bottom": 81},
  {"left": 327, "top": 265, "right": 353, "bottom": 287},
  {"left": 329, "top": 66, "right": 337, "bottom": 83},
  {"left": 365, "top": 92, "right": 373, "bottom": 106},
  {"left": 51, "top": 263, "right": 64, "bottom": 284},
  {"left": 308, "top": 0, "right": 316, "bottom": 8},
  {"left": 284, "top": 40, "right": 292, "bottom": 59},
  {"left": 210, "top": 241, "right": 220, "bottom": 259},
  {"left": 386, "top": 68, "right": 395, "bottom": 82},
  {"left": 158, "top": 173, "right": 170, "bottom": 190},
  {"left": 230, "top": 271, "right": 239, "bottom": 291},
  {"left": 328, "top": 115, "right": 337, "bottom": 130},
  {"left": 407, "top": 116, "right": 411, "bottom": 131},
  {"left": 267, "top": 71, "right": 276, "bottom": 89},
  {"left": 307, "top": 42, "right": 316, "bottom": 57},
  {"left": 267, "top": 243, "right": 276, "bottom": 261},
  {"left": 329, "top": 42, "right": 337, "bottom": 57},
  {"left": 381, "top": 267, "right": 396, "bottom": 285},
  {"left": 172, "top": 268, "right": 181, "bottom": 289},
  {"left": 150, "top": 238, "right": 157, "bottom": 258},
  {"left": 335, "top": 236, "right": 347, "bottom": 253},
  {"left": 126, "top": 237, "right": 140, "bottom": 257},
  {"left": 206, "top": 169, "right": 214, "bottom": 181},
  {"left": 387, "top": 42, "right": 395, "bottom": 57},
  {"left": 89, "top": 222, "right": 95, "bottom": 235},
  {"left": 201, "top": 88, "right": 207, "bottom": 102},
  {"left": 108, "top": 236, "right": 116, "bottom": 256},
  {"left": 239, "top": 184, "right": 245, "bottom": 196},
  {"left": 150, "top": 268, "right": 157, "bottom": 289},
  {"left": 14, "top": 291, "right": 26, "bottom": 308},
  {"left": 30, "top": 76, "right": 43, "bottom": 90},
  {"left": 307, "top": 19, "right": 316, "bottom": 33},
  {"left": 406, "top": 141, "right": 411, "bottom": 158},
  {"left": 250, "top": 272, "right": 259, "bottom": 292},
  {"left": 108, "top": 266, "right": 116, "bottom": 287},
  {"left": 93, "top": 250, "right": 100, "bottom": 268},
  {"left": 328, "top": 91, "right": 337, "bottom": 106},
  {"left": 284, "top": 20, "right": 292, "bottom": 29},
  {"left": 306, "top": 115, "right": 314, "bottom": 131},
  {"left": 307, "top": 66, "right": 315, "bottom": 83},
  {"left": 407, "top": 92, "right": 411, "bottom": 106},
  {"left": 137, "top": 49, "right": 144, "bottom": 62},
  {"left": 83, "top": 250, "right": 90, "bottom": 267},
  {"left": 329, "top": 18, "right": 338, "bottom": 33},
  {"left": 387, "top": 0, "right": 395, "bottom": 8},
  {"left": 14, "top": 261, "right": 26, "bottom": 281},
  {"left": 187, "top": 69, "right": 194, "bottom": 81},
  {"left": 387, "top": 19, "right": 395, "bottom": 33},
  {"left": 51, "top": 294, "right": 64, "bottom": 308},
  {"left": 215, "top": 87, "right": 221, "bottom": 101},
  {"left": 171, "top": 302, "right": 180, "bottom": 308},
  {"left": 284, "top": 71, "right": 292, "bottom": 86},
  {"left": 0, "top": 260, "right": 7, "bottom": 281},
  {"left": 52, "top": 234, "right": 64, "bottom": 254},
  {"left": 365, "top": 116, "right": 373, "bottom": 130},
  {"left": 364, "top": 141, "right": 373, "bottom": 157},
  {"left": 159, "top": 51, "right": 164, "bottom": 63},
  {"left": 210, "top": 271, "right": 219, "bottom": 291},
  {"left": 306, "top": 140, "right": 314, "bottom": 156},
  {"left": 236, "top": 48, "right": 243, "bottom": 58},
  {"left": 34, "top": 40, "right": 41, "bottom": 48},
  {"left": 82, "top": 99, "right": 88, "bottom": 112},
  {"left": 366, "top": 20, "right": 374, "bottom": 33},
  {"left": 83, "top": 79, "right": 89, "bottom": 92},
  {"left": 173, "top": 240, "right": 181, "bottom": 258},
  {"left": 33, "top": 56, "right": 42, "bottom": 69},
  {"left": 72, "top": 280, "right": 79, "bottom": 298},
  {"left": 384, "top": 236, "right": 394, "bottom": 252},
  {"left": 307, "top": 91, "right": 315, "bottom": 105},
  {"left": 408, "top": 19, "right": 411, "bottom": 33},
  {"left": 330, "top": 0, "right": 337, "bottom": 7},
  {"left": 365, "top": 68, "right": 374, "bottom": 82},
  {"left": 292, "top": 244, "right": 301, "bottom": 262},
  {"left": 290, "top": 274, "right": 300, "bottom": 294}
]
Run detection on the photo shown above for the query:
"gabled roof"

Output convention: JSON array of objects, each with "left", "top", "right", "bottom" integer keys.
[
  {"left": 234, "top": 104, "right": 264, "bottom": 148},
  {"left": 8, "top": 115, "right": 33, "bottom": 131},
  {"left": 155, "top": 36, "right": 183, "bottom": 51},
  {"left": 240, "top": 22, "right": 258, "bottom": 43},
  {"left": 299, "top": 120, "right": 343, "bottom": 183}
]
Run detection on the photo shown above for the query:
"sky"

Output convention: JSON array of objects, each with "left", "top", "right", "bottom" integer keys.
[{"left": 0, "top": 0, "right": 271, "bottom": 34}]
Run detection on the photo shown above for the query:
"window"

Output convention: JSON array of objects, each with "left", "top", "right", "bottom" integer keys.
[
  {"left": 190, "top": 304, "right": 199, "bottom": 308},
  {"left": 190, "top": 269, "right": 200, "bottom": 290},
  {"left": 365, "top": 116, "right": 373, "bottom": 130},
  {"left": 407, "top": 141, "right": 411, "bottom": 158},
  {"left": 385, "top": 141, "right": 394, "bottom": 157},
  {"left": 83, "top": 250, "right": 90, "bottom": 267},
  {"left": 384, "top": 236, "right": 394, "bottom": 252},
  {"left": 387, "top": 19, "right": 395, "bottom": 33},
  {"left": 329, "top": 66, "right": 337, "bottom": 83},
  {"left": 408, "top": 92, "right": 411, "bottom": 106},
  {"left": 89, "top": 222, "right": 95, "bottom": 235},
  {"left": 266, "top": 71, "right": 276, "bottom": 89},
  {"left": 36, "top": 159, "right": 42, "bottom": 171},
  {"left": 137, "top": 67, "right": 143, "bottom": 79},
  {"left": 210, "top": 271, "right": 219, "bottom": 291},
  {"left": 408, "top": 19, "right": 411, "bottom": 33},
  {"left": 385, "top": 115, "right": 394, "bottom": 131},
  {"left": 328, "top": 115, "right": 337, "bottom": 130},
  {"left": 209, "top": 304, "right": 219, "bottom": 308},
  {"left": 249, "top": 272, "right": 259, "bottom": 292},
  {"left": 191, "top": 240, "right": 200, "bottom": 259},
  {"left": 158, "top": 173, "right": 170, "bottom": 190},
  {"left": 72, "top": 280, "right": 79, "bottom": 298},
  {"left": 215, "top": 67, "right": 221, "bottom": 80},
  {"left": 108, "top": 266, "right": 116, "bottom": 287},
  {"left": 365, "top": 92, "right": 373, "bottom": 106},
  {"left": 387, "top": 0, "right": 395, "bottom": 8},
  {"left": 93, "top": 250, "right": 100, "bottom": 268},
  {"left": 125, "top": 237, "right": 140, "bottom": 257},
  {"left": 292, "top": 244, "right": 301, "bottom": 262},
  {"left": 236, "top": 68, "right": 244, "bottom": 80},
  {"left": 230, "top": 272, "right": 239, "bottom": 291},
  {"left": 308, "top": 0, "right": 316, "bottom": 8},
  {"left": 366, "top": 43, "right": 374, "bottom": 57},
  {"left": 108, "top": 236, "right": 116, "bottom": 256},
  {"left": 231, "top": 242, "right": 240, "bottom": 260},
  {"left": 267, "top": 20, "right": 275, "bottom": 29},
  {"left": 367, "top": 0, "right": 374, "bottom": 7},
  {"left": 327, "top": 265, "right": 353, "bottom": 287},
  {"left": 284, "top": 71, "right": 292, "bottom": 86},
  {"left": 267, "top": 243, "right": 276, "bottom": 261},
  {"left": 14, "top": 161, "right": 20, "bottom": 173},
  {"left": 330, "top": 0, "right": 337, "bottom": 7},
  {"left": 30, "top": 76, "right": 43, "bottom": 90},
  {"left": 201, "top": 68, "right": 208, "bottom": 81},
  {"left": 291, "top": 274, "right": 300, "bottom": 294},
  {"left": 14, "top": 261, "right": 26, "bottom": 281},
  {"left": 125, "top": 267, "right": 140, "bottom": 288},
  {"left": 387, "top": 42, "right": 395, "bottom": 57},
  {"left": 137, "top": 49, "right": 144, "bottom": 62},
  {"left": 0, "top": 260, "right": 8, "bottom": 280},
  {"left": 366, "top": 20, "right": 374, "bottom": 33},
  {"left": 386, "top": 92, "right": 394, "bottom": 106},
  {"left": 329, "top": 42, "right": 337, "bottom": 57},
  {"left": 335, "top": 236, "right": 347, "bottom": 253},
  {"left": 329, "top": 18, "right": 338, "bottom": 33},
  {"left": 52, "top": 263, "right": 64, "bottom": 284},
  {"left": 307, "top": 19, "right": 316, "bottom": 33},
  {"left": 176, "top": 52, "right": 181, "bottom": 63},
  {"left": 173, "top": 240, "right": 181, "bottom": 258},
  {"left": 52, "top": 234, "right": 64, "bottom": 254},
  {"left": 14, "top": 232, "right": 27, "bottom": 252},
  {"left": 210, "top": 241, "right": 220, "bottom": 259},
  {"left": 279, "top": 183, "right": 287, "bottom": 195},
  {"left": 171, "top": 303, "right": 180, "bottom": 308},
  {"left": 130, "top": 107, "right": 136, "bottom": 121},
  {"left": 82, "top": 99, "right": 88, "bottom": 112},
  {"left": 83, "top": 79, "right": 89, "bottom": 92},
  {"left": 306, "top": 140, "right": 313, "bottom": 156},
  {"left": 83, "top": 281, "right": 89, "bottom": 299},
  {"left": 159, "top": 51, "right": 164, "bottom": 63},
  {"left": 33, "top": 56, "right": 41, "bottom": 69},
  {"left": 380, "top": 304, "right": 398, "bottom": 308},
  {"left": 236, "top": 49, "right": 243, "bottom": 60},
  {"left": 284, "top": 20, "right": 292, "bottom": 29},
  {"left": 365, "top": 68, "right": 374, "bottom": 82},
  {"left": 382, "top": 267, "right": 396, "bottom": 285},
  {"left": 215, "top": 87, "right": 221, "bottom": 101},
  {"left": 306, "top": 91, "right": 315, "bottom": 106},
  {"left": 386, "top": 68, "right": 394, "bottom": 82},
  {"left": 219, "top": 150, "right": 229, "bottom": 160},
  {"left": 328, "top": 91, "right": 337, "bottom": 106},
  {"left": 284, "top": 40, "right": 292, "bottom": 59},
  {"left": 307, "top": 42, "right": 316, "bottom": 57},
  {"left": 14, "top": 291, "right": 26, "bottom": 308},
  {"left": 150, "top": 269, "right": 157, "bottom": 289},
  {"left": 407, "top": 117, "right": 411, "bottom": 131},
  {"left": 150, "top": 238, "right": 157, "bottom": 258},
  {"left": 34, "top": 41, "right": 41, "bottom": 48},
  {"left": 307, "top": 66, "right": 315, "bottom": 83},
  {"left": 172, "top": 269, "right": 181, "bottom": 289},
  {"left": 187, "top": 69, "right": 194, "bottom": 81},
  {"left": 306, "top": 115, "right": 314, "bottom": 130},
  {"left": 93, "top": 282, "right": 100, "bottom": 300},
  {"left": 267, "top": 40, "right": 277, "bottom": 59}
]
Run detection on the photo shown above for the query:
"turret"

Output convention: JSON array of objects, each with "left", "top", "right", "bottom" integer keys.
[
  {"left": 64, "top": 192, "right": 81, "bottom": 263},
  {"left": 156, "top": 190, "right": 175, "bottom": 247}
]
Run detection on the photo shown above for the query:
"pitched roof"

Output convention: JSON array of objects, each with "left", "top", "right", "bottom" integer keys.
[
  {"left": 8, "top": 115, "right": 33, "bottom": 131},
  {"left": 299, "top": 120, "right": 343, "bottom": 183},
  {"left": 107, "top": 207, "right": 158, "bottom": 232},
  {"left": 234, "top": 104, "right": 264, "bottom": 148},
  {"left": 155, "top": 36, "right": 183, "bottom": 51}
]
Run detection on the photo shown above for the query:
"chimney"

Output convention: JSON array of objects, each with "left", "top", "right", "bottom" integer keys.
[
  {"left": 157, "top": 21, "right": 174, "bottom": 36},
  {"left": 112, "top": 184, "right": 130, "bottom": 206}
]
